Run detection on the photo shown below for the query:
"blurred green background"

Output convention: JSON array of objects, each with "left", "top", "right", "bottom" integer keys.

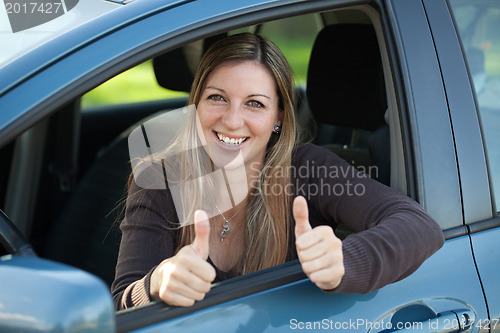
[
  {"left": 81, "top": 42, "right": 311, "bottom": 108},
  {"left": 81, "top": 61, "right": 187, "bottom": 107},
  {"left": 82, "top": 14, "right": 318, "bottom": 108}
]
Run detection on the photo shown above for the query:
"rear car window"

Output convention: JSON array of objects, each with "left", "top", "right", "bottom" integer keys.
[{"left": 449, "top": 0, "right": 500, "bottom": 212}]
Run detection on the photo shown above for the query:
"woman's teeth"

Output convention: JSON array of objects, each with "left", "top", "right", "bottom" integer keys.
[{"left": 216, "top": 132, "right": 246, "bottom": 145}]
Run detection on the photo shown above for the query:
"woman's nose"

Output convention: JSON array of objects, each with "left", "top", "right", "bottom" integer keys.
[{"left": 221, "top": 104, "right": 244, "bottom": 129}]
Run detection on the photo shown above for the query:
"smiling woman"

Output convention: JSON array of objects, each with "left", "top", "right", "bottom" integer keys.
[
  {"left": 111, "top": 33, "right": 443, "bottom": 310},
  {"left": 197, "top": 61, "right": 282, "bottom": 171}
]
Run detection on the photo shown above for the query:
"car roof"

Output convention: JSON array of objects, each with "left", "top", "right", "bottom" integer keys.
[
  {"left": 0, "top": 0, "right": 122, "bottom": 69},
  {"left": 0, "top": 0, "right": 195, "bottom": 97}
]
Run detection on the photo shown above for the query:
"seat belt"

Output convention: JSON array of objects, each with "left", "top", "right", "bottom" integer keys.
[{"left": 49, "top": 99, "right": 81, "bottom": 193}]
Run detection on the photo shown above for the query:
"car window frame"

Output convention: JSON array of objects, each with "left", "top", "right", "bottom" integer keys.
[
  {"left": 383, "top": 0, "right": 464, "bottom": 230},
  {"left": 104, "top": 0, "right": 413, "bottom": 328},
  {"left": 425, "top": 0, "right": 493, "bottom": 223}
]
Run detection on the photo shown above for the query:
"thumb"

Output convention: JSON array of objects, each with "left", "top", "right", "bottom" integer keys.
[
  {"left": 192, "top": 210, "right": 210, "bottom": 260},
  {"left": 293, "top": 196, "right": 312, "bottom": 237}
]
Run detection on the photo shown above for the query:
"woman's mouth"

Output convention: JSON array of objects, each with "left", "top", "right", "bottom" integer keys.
[{"left": 215, "top": 131, "right": 248, "bottom": 146}]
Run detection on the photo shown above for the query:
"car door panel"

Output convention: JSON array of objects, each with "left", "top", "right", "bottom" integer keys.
[
  {"left": 121, "top": 235, "right": 487, "bottom": 332},
  {"left": 470, "top": 227, "right": 500, "bottom": 333},
  {"left": 385, "top": 0, "right": 463, "bottom": 228}
]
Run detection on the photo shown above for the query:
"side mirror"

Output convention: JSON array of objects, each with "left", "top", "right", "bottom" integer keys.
[{"left": 0, "top": 255, "right": 115, "bottom": 332}]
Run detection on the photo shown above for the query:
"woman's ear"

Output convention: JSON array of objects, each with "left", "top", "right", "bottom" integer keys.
[
  {"left": 277, "top": 109, "right": 284, "bottom": 125},
  {"left": 273, "top": 110, "right": 284, "bottom": 134}
]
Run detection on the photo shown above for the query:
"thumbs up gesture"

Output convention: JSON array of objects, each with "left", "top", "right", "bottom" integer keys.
[
  {"left": 150, "top": 210, "right": 216, "bottom": 307},
  {"left": 294, "top": 196, "right": 344, "bottom": 291}
]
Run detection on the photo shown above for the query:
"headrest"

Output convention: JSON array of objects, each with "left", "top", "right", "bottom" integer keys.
[
  {"left": 306, "top": 24, "right": 387, "bottom": 131},
  {"left": 153, "top": 34, "right": 227, "bottom": 92}
]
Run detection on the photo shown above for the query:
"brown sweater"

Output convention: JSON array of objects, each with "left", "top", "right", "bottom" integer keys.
[{"left": 111, "top": 143, "right": 444, "bottom": 310}]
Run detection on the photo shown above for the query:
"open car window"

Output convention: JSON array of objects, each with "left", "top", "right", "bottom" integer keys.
[{"left": 73, "top": 3, "right": 399, "bottom": 309}]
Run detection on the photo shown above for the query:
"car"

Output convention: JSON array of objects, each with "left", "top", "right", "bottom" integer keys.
[{"left": 0, "top": 0, "right": 499, "bottom": 331}]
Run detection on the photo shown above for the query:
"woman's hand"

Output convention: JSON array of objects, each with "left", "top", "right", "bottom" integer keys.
[
  {"left": 150, "top": 210, "right": 216, "bottom": 307},
  {"left": 294, "top": 196, "right": 344, "bottom": 290}
]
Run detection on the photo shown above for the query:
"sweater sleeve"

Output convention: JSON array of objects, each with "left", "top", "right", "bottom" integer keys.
[
  {"left": 111, "top": 165, "right": 180, "bottom": 310},
  {"left": 292, "top": 144, "right": 444, "bottom": 294}
]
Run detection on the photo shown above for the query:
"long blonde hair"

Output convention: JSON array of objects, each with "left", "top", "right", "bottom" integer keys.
[{"left": 179, "top": 33, "right": 297, "bottom": 274}]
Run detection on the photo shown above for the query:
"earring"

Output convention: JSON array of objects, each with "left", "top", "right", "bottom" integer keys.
[{"left": 274, "top": 124, "right": 282, "bottom": 134}]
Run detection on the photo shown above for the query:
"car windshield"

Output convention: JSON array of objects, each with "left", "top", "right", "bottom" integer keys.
[{"left": 0, "top": 0, "right": 121, "bottom": 69}]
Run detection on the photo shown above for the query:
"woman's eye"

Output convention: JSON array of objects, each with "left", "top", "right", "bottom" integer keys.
[
  {"left": 208, "top": 94, "right": 225, "bottom": 102},
  {"left": 248, "top": 100, "right": 264, "bottom": 109}
]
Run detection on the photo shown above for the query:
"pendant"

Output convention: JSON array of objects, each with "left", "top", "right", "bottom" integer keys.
[{"left": 221, "top": 222, "right": 230, "bottom": 242}]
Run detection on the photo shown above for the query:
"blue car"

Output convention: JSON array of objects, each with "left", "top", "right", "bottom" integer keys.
[{"left": 0, "top": 0, "right": 499, "bottom": 331}]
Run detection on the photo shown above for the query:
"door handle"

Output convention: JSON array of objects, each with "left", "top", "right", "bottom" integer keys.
[{"left": 368, "top": 303, "right": 476, "bottom": 333}]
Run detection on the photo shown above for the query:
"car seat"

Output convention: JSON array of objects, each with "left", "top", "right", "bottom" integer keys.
[{"left": 306, "top": 24, "right": 390, "bottom": 185}]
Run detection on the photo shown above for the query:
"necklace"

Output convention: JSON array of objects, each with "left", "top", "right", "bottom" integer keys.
[{"left": 216, "top": 205, "right": 242, "bottom": 242}]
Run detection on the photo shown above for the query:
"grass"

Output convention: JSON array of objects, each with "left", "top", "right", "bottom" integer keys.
[
  {"left": 81, "top": 61, "right": 188, "bottom": 108},
  {"left": 276, "top": 39, "right": 314, "bottom": 85}
]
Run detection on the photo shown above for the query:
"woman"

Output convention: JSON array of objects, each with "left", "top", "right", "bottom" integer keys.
[{"left": 111, "top": 33, "right": 444, "bottom": 310}]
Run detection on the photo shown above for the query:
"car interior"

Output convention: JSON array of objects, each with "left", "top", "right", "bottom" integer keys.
[{"left": 0, "top": 5, "right": 404, "bottom": 299}]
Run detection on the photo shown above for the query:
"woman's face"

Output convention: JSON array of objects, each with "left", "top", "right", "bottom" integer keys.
[{"left": 196, "top": 60, "right": 282, "bottom": 170}]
